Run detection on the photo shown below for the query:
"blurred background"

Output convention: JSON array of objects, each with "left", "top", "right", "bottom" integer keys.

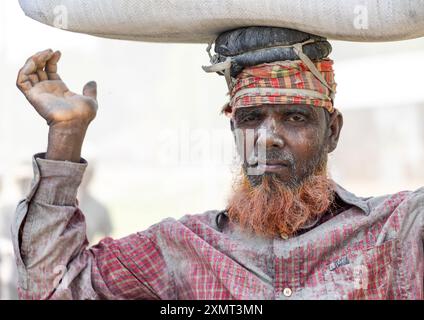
[{"left": 0, "top": 1, "right": 423, "bottom": 299}]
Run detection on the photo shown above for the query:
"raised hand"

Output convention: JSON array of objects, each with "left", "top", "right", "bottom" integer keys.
[{"left": 17, "top": 49, "right": 99, "bottom": 162}]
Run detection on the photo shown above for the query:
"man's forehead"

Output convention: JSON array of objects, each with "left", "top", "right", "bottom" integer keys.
[{"left": 235, "top": 104, "right": 318, "bottom": 116}]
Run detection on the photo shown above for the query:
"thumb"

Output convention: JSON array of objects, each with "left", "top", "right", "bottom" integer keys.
[{"left": 83, "top": 81, "right": 97, "bottom": 101}]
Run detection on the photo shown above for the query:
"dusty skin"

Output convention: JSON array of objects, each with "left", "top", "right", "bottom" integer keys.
[{"left": 16, "top": 49, "right": 98, "bottom": 163}]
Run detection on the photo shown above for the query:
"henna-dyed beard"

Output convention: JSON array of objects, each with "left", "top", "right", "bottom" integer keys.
[{"left": 226, "top": 159, "right": 335, "bottom": 239}]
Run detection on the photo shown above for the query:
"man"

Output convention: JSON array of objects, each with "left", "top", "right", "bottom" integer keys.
[{"left": 12, "top": 48, "right": 423, "bottom": 300}]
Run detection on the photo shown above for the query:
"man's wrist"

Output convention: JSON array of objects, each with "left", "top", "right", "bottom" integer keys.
[{"left": 46, "top": 124, "right": 88, "bottom": 163}]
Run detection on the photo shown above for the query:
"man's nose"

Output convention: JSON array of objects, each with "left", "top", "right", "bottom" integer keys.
[{"left": 257, "top": 117, "right": 285, "bottom": 149}]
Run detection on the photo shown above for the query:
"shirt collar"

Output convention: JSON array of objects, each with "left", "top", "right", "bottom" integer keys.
[
  {"left": 217, "top": 181, "right": 370, "bottom": 234},
  {"left": 220, "top": 181, "right": 370, "bottom": 218},
  {"left": 332, "top": 182, "right": 370, "bottom": 215}
]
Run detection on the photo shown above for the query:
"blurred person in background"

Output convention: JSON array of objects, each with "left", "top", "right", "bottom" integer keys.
[
  {"left": 0, "top": 237, "right": 17, "bottom": 300},
  {"left": 1, "top": 162, "right": 32, "bottom": 239},
  {"left": 10, "top": 48, "right": 423, "bottom": 300},
  {"left": 0, "top": 171, "right": 21, "bottom": 300},
  {"left": 78, "top": 164, "right": 113, "bottom": 244}
]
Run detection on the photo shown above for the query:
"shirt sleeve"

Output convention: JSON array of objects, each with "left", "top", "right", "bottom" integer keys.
[{"left": 11, "top": 154, "right": 175, "bottom": 300}]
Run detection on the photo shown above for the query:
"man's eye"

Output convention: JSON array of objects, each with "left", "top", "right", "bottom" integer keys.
[
  {"left": 240, "top": 114, "right": 259, "bottom": 123},
  {"left": 287, "top": 114, "right": 306, "bottom": 122}
]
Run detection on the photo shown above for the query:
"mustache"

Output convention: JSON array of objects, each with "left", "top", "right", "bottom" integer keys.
[{"left": 246, "top": 149, "right": 295, "bottom": 167}]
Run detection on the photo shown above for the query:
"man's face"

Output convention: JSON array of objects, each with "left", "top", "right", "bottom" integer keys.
[
  {"left": 227, "top": 104, "right": 342, "bottom": 238},
  {"left": 232, "top": 104, "right": 331, "bottom": 188}
]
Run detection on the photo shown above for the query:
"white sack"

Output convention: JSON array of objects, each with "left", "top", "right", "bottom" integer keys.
[{"left": 18, "top": 0, "right": 424, "bottom": 43}]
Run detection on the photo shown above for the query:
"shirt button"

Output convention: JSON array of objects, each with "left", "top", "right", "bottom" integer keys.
[
  {"left": 283, "top": 288, "right": 292, "bottom": 297},
  {"left": 280, "top": 232, "right": 289, "bottom": 240}
]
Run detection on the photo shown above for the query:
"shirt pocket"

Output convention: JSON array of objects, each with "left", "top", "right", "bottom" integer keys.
[{"left": 323, "top": 238, "right": 404, "bottom": 300}]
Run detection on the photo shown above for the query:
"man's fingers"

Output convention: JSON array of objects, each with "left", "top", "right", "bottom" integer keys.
[
  {"left": 46, "top": 51, "right": 62, "bottom": 80},
  {"left": 83, "top": 81, "right": 97, "bottom": 101},
  {"left": 17, "top": 59, "right": 36, "bottom": 93},
  {"left": 17, "top": 49, "right": 54, "bottom": 93},
  {"left": 28, "top": 74, "right": 40, "bottom": 86},
  {"left": 16, "top": 78, "right": 32, "bottom": 93},
  {"left": 37, "top": 69, "right": 48, "bottom": 82},
  {"left": 35, "top": 51, "right": 54, "bottom": 81},
  {"left": 34, "top": 49, "right": 54, "bottom": 69},
  {"left": 20, "top": 58, "right": 37, "bottom": 77},
  {"left": 32, "top": 49, "right": 54, "bottom": 81}
]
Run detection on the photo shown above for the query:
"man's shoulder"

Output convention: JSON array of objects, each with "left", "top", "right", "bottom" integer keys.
[
  {"left": 358, "top": 186, "right": 424, "bottom": 240},
  {"left": 178, "top": 209, "right": 227, "bottom": 233},
  {"left": 180, "top": 209, "right": 224, "bottom": 223},
  {"left": 364, "top": 185, "right": 424, "bottom": 209},
  {"left": 141, "top": 209, "right": 225, "bottom": 237},
  {"left": 335, "top": 181, "right": 424, "bottom": 213}
]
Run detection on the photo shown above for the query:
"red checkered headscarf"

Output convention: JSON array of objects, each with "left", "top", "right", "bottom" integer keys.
[{"left": 222, "top": 58, "right": 337, "bottom": 118}]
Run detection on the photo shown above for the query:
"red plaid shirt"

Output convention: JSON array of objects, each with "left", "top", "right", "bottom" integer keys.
[{"left": 12, "top": 155, "right": 424, "bottom": 300}]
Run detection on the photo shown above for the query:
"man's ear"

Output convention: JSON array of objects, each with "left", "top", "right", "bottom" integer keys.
[{"left": 326, "top": 109, "right": 343, "bottom": 153}]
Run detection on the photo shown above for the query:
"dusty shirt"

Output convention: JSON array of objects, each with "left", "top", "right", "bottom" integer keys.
[{"left": 11, "top": 154, "right": 424, "bottom": 300}]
